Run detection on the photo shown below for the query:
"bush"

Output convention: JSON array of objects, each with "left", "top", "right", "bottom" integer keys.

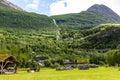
[
  {"left": 44, "top": 60, "right": 53, "bottom": 67},
  {"left": 52, "top": 63, "right": 60, "bottom": 68},
  {"left": 106, "top": 49, "right": 120, "bottom": 66}
]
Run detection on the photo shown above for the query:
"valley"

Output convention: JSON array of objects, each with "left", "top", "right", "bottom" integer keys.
[{"left": 0, "top": 0, "right": 120, "bottom": 69}]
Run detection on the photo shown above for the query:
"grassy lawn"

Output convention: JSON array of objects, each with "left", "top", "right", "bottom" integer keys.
[{"left": 0, "top": 67, "right": 120, "bottom": 80}]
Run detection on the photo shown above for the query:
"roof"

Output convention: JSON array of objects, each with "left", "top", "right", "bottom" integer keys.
[
  {"left": 64, "top": 62, "right": 88, "bottom": 65},
  {"left": 0, "top": 54, "right": 9, "bottom": 60},
  {"left": 34, "top": 56, "right": 48, "bottom": 61},
  {"left": 0, "top": 55, "right": 18, "bottom": 63}
]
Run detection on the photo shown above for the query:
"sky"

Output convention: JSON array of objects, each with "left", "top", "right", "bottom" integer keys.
[{"left": 7, "top": 0, "right": 120, "bottom": 16}]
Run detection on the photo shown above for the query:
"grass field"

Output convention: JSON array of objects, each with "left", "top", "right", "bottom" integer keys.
[{"left": 0, "top": 67, "right": 120, "bottom": 80}]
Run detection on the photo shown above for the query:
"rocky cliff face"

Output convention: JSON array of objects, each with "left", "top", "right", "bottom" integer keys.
[
  {"left": 0, "top": 0, "right": 23, "bottom": 11},
  {"left": 87, "top": 4, "right": 120, "bottom": 22}
]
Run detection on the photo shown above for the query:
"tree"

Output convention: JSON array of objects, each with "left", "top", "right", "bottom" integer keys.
[
  {"left": 89, "top": 52, "right": 106, "bottom": 65},
  {"left": 106, "top": 50, "right": 120, "bottom": 66},
  {"left": 44, "top": 60, "right": 53, "bottom": 67}
]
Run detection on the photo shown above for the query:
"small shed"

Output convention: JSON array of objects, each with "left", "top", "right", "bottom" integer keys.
[{"left": 0, "top": 55, "right": 19, "bottom": 74}]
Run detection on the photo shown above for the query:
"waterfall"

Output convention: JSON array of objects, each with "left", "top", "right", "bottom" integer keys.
[{"left": 53, "top": 19, "right": 61, "bottom": 40}]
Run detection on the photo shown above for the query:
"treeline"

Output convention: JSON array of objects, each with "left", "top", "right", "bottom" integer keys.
[
  {"left": 0, "top": 28, "right": 120, "bottom": 68},
  {"left": 0, "top": 24, "right": 120, "bottom": 68},
  {"left": 52, "top": 11, "right": 117, "bottom": 30}
]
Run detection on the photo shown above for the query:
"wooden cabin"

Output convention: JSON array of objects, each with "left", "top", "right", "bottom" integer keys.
[{"left": 0, "top": 55, "right": 19, "bottom": 74}]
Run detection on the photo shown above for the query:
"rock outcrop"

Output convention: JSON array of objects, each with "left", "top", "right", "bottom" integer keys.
[{"left": 0, "top": 0, "right": 24, "bottom": 11}]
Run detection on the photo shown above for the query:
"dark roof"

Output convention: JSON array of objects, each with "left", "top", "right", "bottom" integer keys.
[
  {"left": 0, "top": 55, "right": 18, "bottom": 63},
  {"left": 64, "top": 62, "right": 88, "bottom": 65},
  {"left": 34, "top": 56, "right": 48, "bottom": 61}
]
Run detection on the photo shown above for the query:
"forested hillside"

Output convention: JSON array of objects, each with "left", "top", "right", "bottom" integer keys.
[
  {"left": 0, "top": 3, "right": 57, "bottom": 35},
  {"left": 0, "top": 1, "right": 120, "bottom": 67},
  {"left": 80, "top": 24, "right": 120, "bottom": 49}
]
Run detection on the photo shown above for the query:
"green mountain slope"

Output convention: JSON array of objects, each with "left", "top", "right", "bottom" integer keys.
[
  {"left": 80, "top": 24, "right": 120, "bottom": 49},
  {"left": 0, "top": 3, "right": 57, "bottom": 35},
  {"left": 52, "top": 4, "right": 120, "bottom": 30}
]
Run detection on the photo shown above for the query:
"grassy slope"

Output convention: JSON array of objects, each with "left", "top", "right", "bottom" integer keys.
[
  {"left": 0, "top": 67, "right": 120, "bottom": 80},
  {"left": 52, "top": 11, "right": 118, "bottom": 29},
  {"left": 0, "top": 3, "right": 57, "bottom": 35}
]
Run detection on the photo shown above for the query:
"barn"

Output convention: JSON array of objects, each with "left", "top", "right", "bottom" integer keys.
[{"left": 0, "top": 55, "right": 19, "bottom": 74}]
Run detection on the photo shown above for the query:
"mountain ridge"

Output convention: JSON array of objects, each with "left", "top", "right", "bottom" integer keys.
[
  {"left": 52, "top": 4, "right": 120, "bottom": 29},
  {"left": 87, "top": 4, "right": 120, "bottom": 22},
  {"left": 0, "top": 0, "right": 24, "bottom": 11}
]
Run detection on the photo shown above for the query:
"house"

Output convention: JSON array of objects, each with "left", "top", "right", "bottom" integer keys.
[
  {"left": 34, "top": 56, "right": 48, "bottom": 66},
  {"left": 64, "top": 62, "right": 77, "bottom": 68},
  {"left": 64, "top": 61, "right": 89, "bottom": 69},
  {"left": 77, "top": 62, "right": 89, "bottom": 70},
  {"left": 0, "top": 55, "right": 19, "bottom": 74}
]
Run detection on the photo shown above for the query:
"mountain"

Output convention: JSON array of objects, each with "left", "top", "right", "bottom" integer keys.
[
  {"left": 87, "top": 4, "right": 120, "bottom": 22},
  {"left": 52, "top": 4, "right": 120, "bottom": 29},
  {"left": 0, "top": 1, "right": 58, "bottom": 35},
  {"left": 0, "top": 0, "right": 23, "bottom": 11},
  {"left": 0, "top": 1, "right": 59, "bottom": 61}
]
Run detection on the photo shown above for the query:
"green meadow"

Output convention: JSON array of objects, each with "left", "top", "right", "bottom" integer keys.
[{"left": 0, "top": 67, "right": 120, "bottom": 80}]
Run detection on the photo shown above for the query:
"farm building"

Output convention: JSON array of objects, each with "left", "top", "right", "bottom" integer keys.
[
  {"left": 34, "top": 56, "right": 48, "bottom": 66},
  {"left": 0, "top": 55, "right": 19, "bottom": 74},
  {"left": 64, "top": 60, "right": 89, "bottom": 69},
  {"left": 64, "top": 62, "right": 88, "bottom": 67}
]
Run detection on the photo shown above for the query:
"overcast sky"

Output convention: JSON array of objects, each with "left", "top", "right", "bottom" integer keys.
[{"left": 7, "top": 0, "right": 120, "bottom": 16}]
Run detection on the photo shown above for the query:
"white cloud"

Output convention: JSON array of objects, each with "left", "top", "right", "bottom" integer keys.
[
  {"left": 50, "top": 0, "right": 67, "bottom": 15},
  {"left": 50, "top": 0, "right": 120, "bottom": 15},
  {"left": 23, "top": 0, "right": 29, "bottom": 2},
  {"left": 26, "top": 0, "right": 40, "bottom": 10}
]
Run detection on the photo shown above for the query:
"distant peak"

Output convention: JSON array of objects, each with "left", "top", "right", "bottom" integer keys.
[
  {"left": 87, "top": 4, "right": 120, "bottom": 22},
  {"left": 89, "top": 4, "right": 106, "bottom": 7},
  {"left": 87, "top": 4, "right": 112, "bottom": 12}
]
